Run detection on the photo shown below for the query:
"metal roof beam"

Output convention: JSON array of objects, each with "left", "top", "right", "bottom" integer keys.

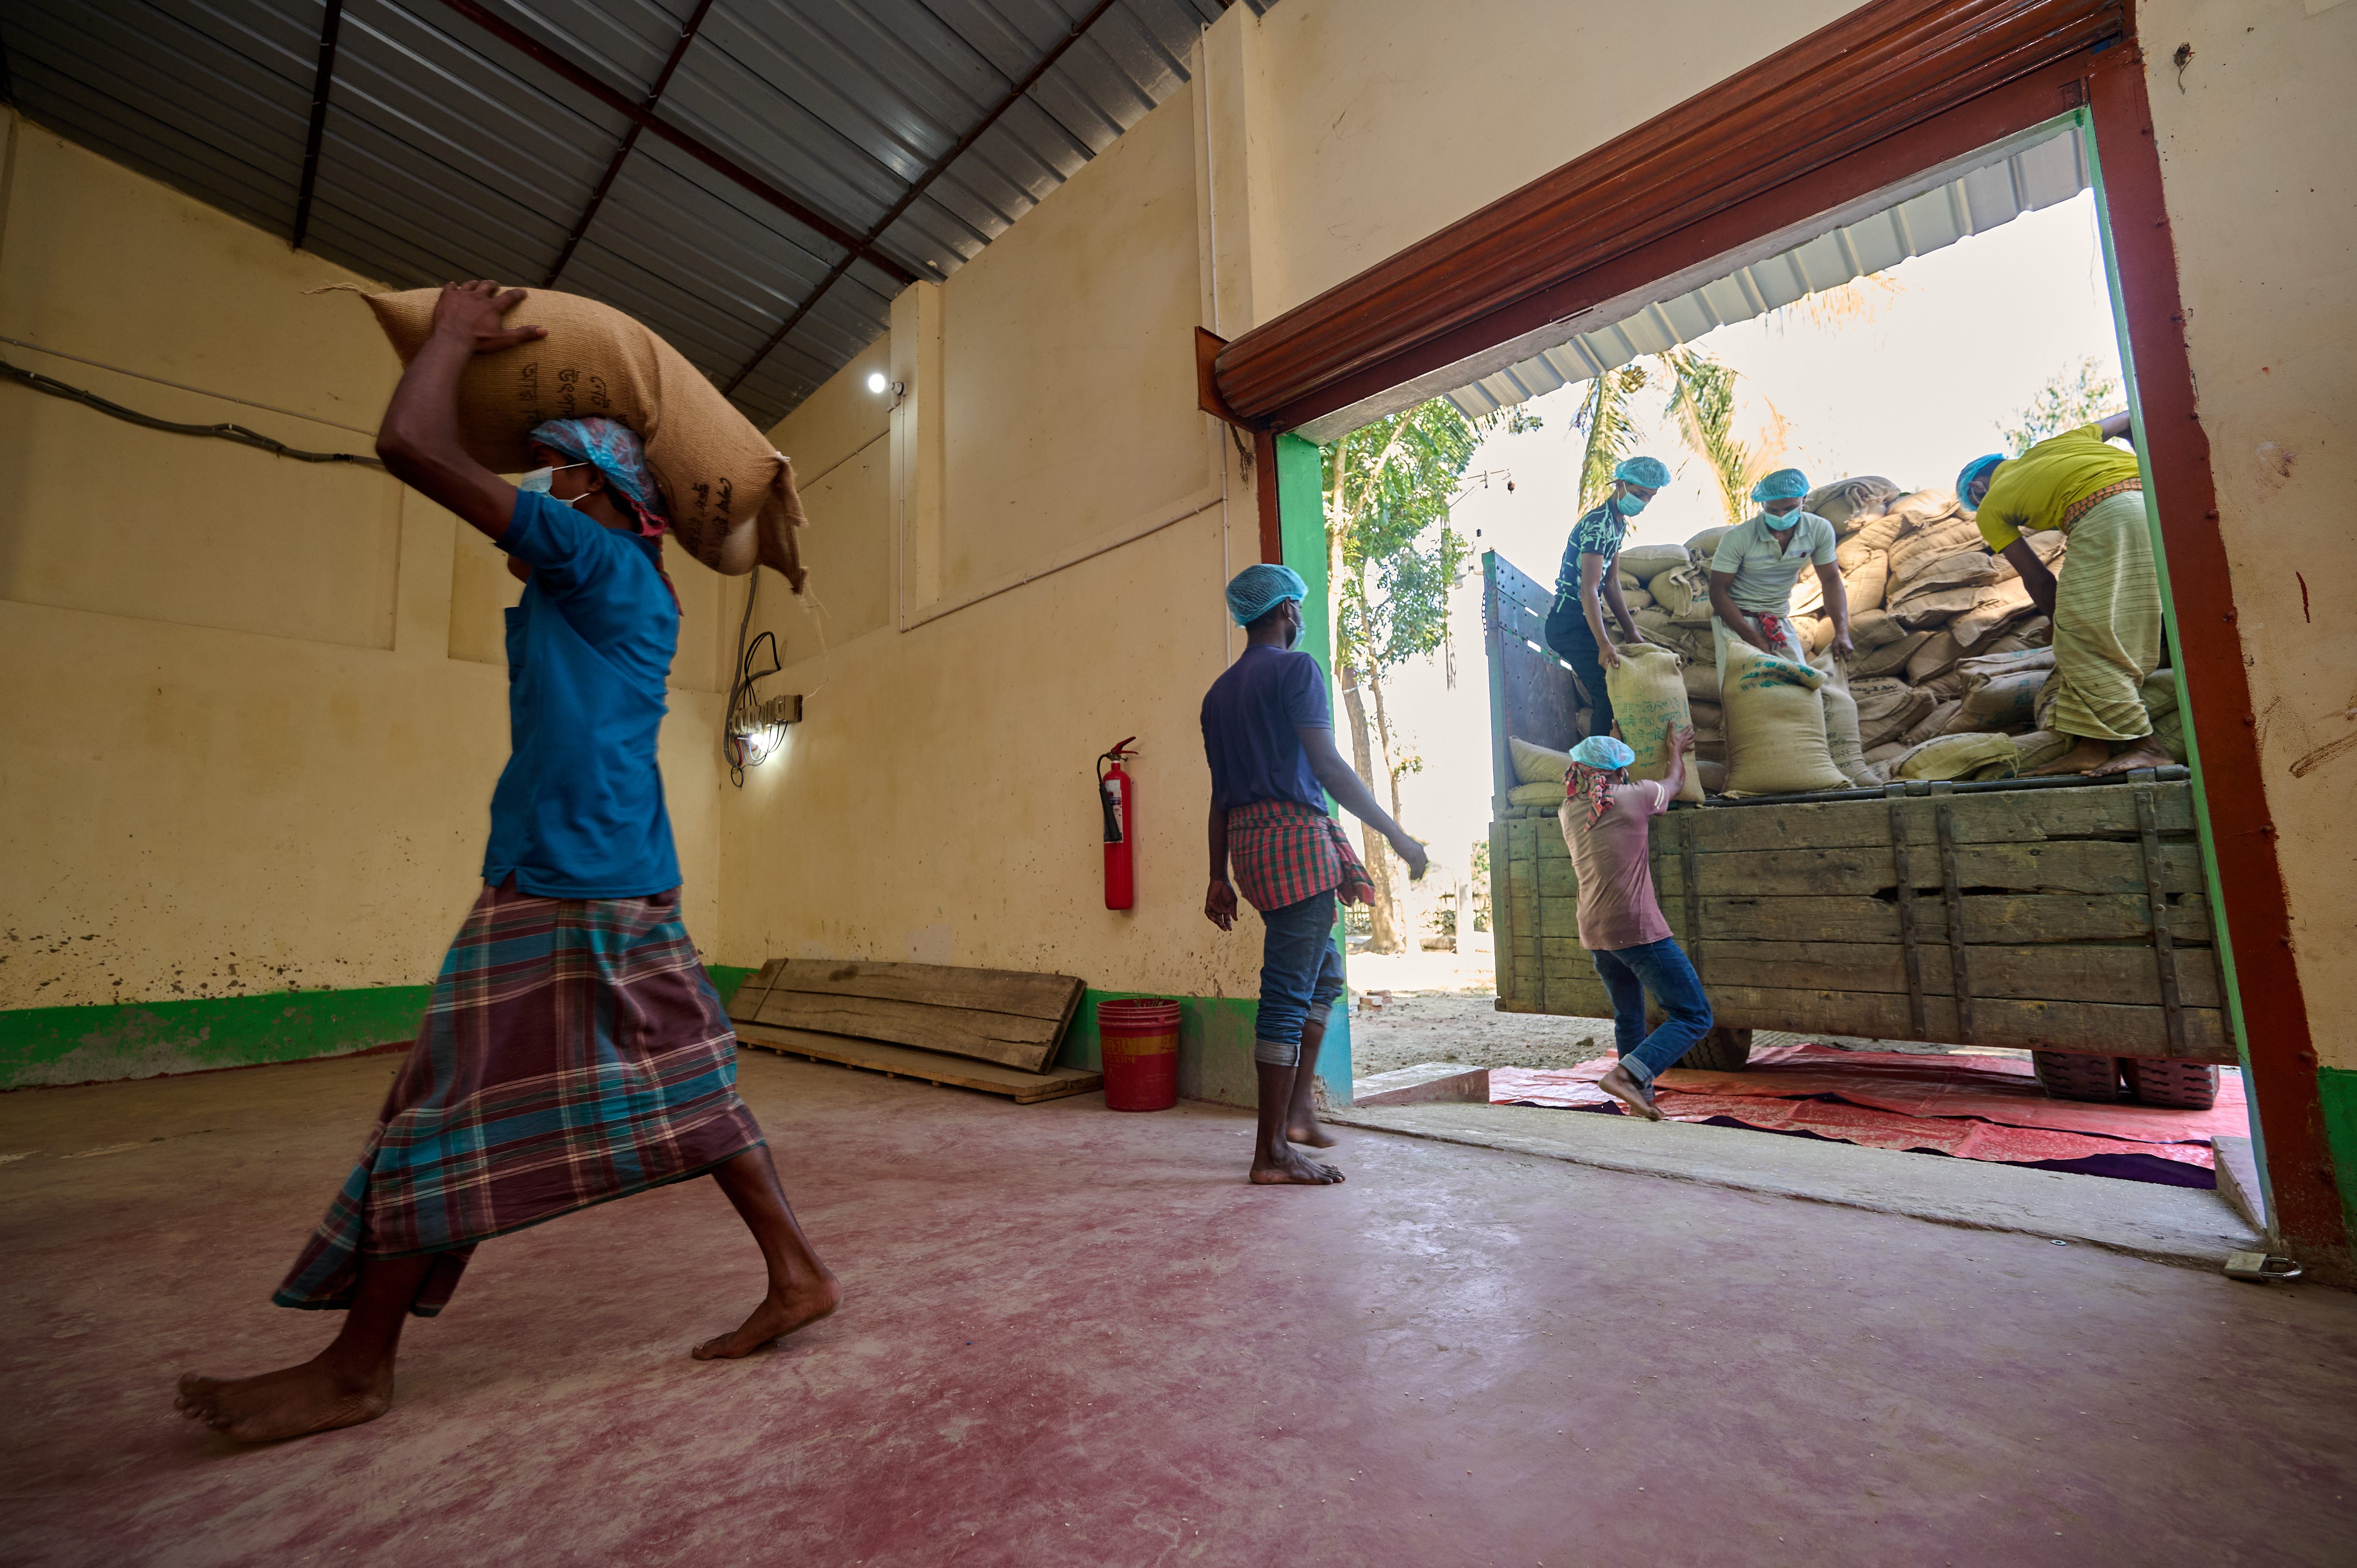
[
  {"left": 289, "top": 0, "right": 346, "bottom": 252},
  {"left": 431, "top": 0, "right": 916, "bottom": 287},
  {"left": 543, "top": 0, "right": 715, "bottom": 288},
  {"left": 722, "top": 0, "right": 1124, "bottom": 398}
]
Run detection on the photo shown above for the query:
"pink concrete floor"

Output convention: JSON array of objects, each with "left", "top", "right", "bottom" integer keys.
[{"left": 3, "top": 1050, "right": 2352, "bottom": 1568}]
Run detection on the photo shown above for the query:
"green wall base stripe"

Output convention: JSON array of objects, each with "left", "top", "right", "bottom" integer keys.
[
  {"left": 1, "top": 986, "right": 433, "bottom": 1089},
  {"left": 2317, "top": 1067, "right": 2357, "bottom": 1246},
  {"left": 3, "top": 964, "right": 759, "bottom": 1091},
  {"left": 706, "top": 964, "right": 759, "bottom": 1009}
]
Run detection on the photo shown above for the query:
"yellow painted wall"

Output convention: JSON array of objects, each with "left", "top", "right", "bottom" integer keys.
[
  {"left": 0, "top": 113, "right": 729, "bottom": 1012},
  {"left": 2137, "top": 0, "right": 2357, "bottom": 1070}
]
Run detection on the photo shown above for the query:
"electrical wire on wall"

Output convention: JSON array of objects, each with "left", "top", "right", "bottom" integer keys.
[
  {"left": 724, "top": 571, "right": 797, "bottom": 786},
  {"left": 0, "top": 358, "right": 385, "bottom": 466}
]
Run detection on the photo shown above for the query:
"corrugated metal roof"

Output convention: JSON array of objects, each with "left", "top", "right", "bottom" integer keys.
[
  {"left": 0, "top": 0, "right": 1264, "bottom": 428},
  {"left": 1439, "top": 123, "right": 2091, "bottom": 425}
]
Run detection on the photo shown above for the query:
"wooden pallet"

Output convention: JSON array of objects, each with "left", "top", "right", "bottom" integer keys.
[
  {"left": 1491, "top": 779, "right": 2231, "bottom": 1063},
  {"left": 727, "top": 958, "right": 1086, "bottom": 1074},
  {"left": 734, "top": 1022, "right": 1104, "bottom": 1104}
]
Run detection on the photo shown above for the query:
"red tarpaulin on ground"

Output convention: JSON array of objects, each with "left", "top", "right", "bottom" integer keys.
[{"left": 1489, "top": 1046, "right": 2248, "bottom": 1177}]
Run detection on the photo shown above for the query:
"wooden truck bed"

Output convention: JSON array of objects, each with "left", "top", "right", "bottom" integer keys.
[{"left": 1480, "top": 549, "right": 2227, "bottom": 1064}]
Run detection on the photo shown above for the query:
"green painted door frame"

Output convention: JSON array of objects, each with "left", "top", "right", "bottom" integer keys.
[{"left": 1275, "top": 431, "right": 1356, "bottom": 1103}]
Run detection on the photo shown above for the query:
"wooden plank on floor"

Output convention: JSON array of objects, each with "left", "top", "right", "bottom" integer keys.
[
  {"left": 760, "top": 959, "right": 1083, "bottom": 1022},
  {"left": 725, "top": 958, "right": 785, "bottom": 1024},
  {"left": 735, "top": 1022, "right": 1104, "bottom": 1104},
  {"left": 752, "top": 990, "right": 1065, "bottom": 1073}
]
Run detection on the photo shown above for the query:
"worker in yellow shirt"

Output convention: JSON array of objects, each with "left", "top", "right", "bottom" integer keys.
[{"left": 1955, "top": 412, "right": 2171, "bottom": 777}]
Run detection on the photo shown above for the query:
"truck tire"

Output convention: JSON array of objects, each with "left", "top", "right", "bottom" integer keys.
[
  {"left": 2034, "top": 1050, "right": 2124, "bottom": 1103},
  {"left": 2123, "top": 1058, "right": 2221, "bottom": 1110},
  {"left": 1676, "top": 1026, "right": 1752, "bottom": 1074}
]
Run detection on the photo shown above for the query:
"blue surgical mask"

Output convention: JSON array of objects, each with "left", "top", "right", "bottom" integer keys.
[{"left": 1615, "top": 490, "right": 1649, "bottom": 517}]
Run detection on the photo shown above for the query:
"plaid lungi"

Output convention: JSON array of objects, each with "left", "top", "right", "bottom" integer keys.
[
  {"left": 1227, "top": 799, "right": 1378, "bottom": 914},
  {"left": 275, "top": 882, "right": 763, "bottom": 1317}
]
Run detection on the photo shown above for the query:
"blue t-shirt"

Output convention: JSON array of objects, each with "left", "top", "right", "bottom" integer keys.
[
  {"left": 1200, "top": 645, "right": 1331, "bottom": 812},
  {"left": 483, "top": 490, "right": 682, "bottom": 898}
]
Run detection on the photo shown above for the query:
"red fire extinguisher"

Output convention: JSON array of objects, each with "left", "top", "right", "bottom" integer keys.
[{"left": 1098, "top": 738, "right": 1137, "bottom": 910}]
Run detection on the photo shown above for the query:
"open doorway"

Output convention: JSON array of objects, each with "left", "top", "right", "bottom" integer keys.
[{"left": 1310, "top": 110, "right": 2268, "bottom": 1231}]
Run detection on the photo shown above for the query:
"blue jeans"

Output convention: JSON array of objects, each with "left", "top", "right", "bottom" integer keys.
[
  {"left": 1254, "top": 891, "right": 1345, "bottom": 1067},
  {"left": 1544, "top": 597, "right": 1613, "bottom": 740},
  {"left": 1592, "top": 937, "right": 1712, "bottom": 1088}
]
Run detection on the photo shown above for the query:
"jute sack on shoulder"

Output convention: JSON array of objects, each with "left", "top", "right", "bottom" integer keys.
[
  {"left": 1720, "top": 641, "right": 1850, "bottom": 795},
  {"left": 323, "top": 285, "right": 810, "bottom": 587},
  {"left": 1605, "top": 643, "right": 1704, "bottom": 803}
]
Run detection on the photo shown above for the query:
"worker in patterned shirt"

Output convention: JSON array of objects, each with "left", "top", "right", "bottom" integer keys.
[
  {"left": 1203, "top": 564, "right": 1429, "bottom": 1186},
  {"left": 1544, "top": 455, "right": 1672, "bottom": 741}
]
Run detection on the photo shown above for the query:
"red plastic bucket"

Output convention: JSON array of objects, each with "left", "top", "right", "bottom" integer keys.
[{"left": 1097, "top": 998, "right": 1180, "bottom": 1112}]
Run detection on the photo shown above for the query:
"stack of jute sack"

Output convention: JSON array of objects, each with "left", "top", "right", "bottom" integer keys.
[{"left": 1602, "top": 476, "right": 2179, "bottom": 793}]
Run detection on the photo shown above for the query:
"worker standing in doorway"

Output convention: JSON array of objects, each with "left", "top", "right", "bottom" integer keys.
[
  {"left": 175, "top": 282, "right": 839, "bottom": 1444},
  {"left": 1544, "top": 455, "right": 1672, "bottom": 740},
  {"left": 1706, "top": 467, "right": 1853, "bottom": 683},
  {"left": 1956, "top": 413, "right": 2169, "bottom": 776},
  {"left": 1562, "top": 732, "right": 1711, "bottom": 1120},
  {"left": 1203, "top": 564, "right": 1429, "bottom": 1185}
]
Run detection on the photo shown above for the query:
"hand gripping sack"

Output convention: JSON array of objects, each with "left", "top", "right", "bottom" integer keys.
[
  {"left": 325, "top": 285, "right": 810, "bottom": 587},
  {"left": 1605, "top": 643, "right": 1704, "bottom": 803},
  {"left": 1720, "top": 642, "right": 1850, "bottom": 795}
]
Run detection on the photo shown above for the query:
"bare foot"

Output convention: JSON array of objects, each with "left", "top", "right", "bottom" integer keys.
[
  {"left": 2088, "top": 737, "right": 2174, "bottom": 777},
  {"left": 1596, "top": 1064, "right": 1663, "bottom": 1121},
  {"left": 2024, "top": 737, "right": 2109, "bottom": 777},
  {"left": 1250, "top": 1145, "right": 1345, "bottom": 1185},
  {"left": 693, "top": 1271, "right": 843, "bottom": 1361},
  {"left": 1286, "top": 1119, "right": 1338, "bottom": 1149},
  {"left": 174, "top": 1358, "right": 392, "bottom": 1442}
]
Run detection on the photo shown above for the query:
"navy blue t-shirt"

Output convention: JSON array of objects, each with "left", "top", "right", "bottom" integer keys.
[
  {"left": 1200, "top": 645, "right": 1331, "bottom": 812},
  {"left": 483, "top": 489, "right": 682, "bottom": 898}
]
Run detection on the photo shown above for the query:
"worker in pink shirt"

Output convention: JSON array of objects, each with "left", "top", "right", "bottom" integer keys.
[{"left": 1560, "top": 732, "right": 1711, "bottom": 1119}]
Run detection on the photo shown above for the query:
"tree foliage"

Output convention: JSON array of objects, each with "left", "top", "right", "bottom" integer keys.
[{"left": 2002, "top": 356, "right": 2123, "bottom": 455}]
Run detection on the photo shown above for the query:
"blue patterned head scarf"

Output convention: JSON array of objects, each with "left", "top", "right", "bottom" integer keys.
[
  {"left": 1615, "top": 455, "right": 1671, "bottom": 490},
  {"left": 1225, "top": 563, "right": 1309, "bottom": 627},
  {"left": 1751, "top": 467, "right": 1811, "bottom": 503},
  {"left": 529, "top": 417, "right": 670, "bottom": 539},
  {"left": 1955, "top": 454, "right": 2006, "bottom": 509},
  {"left": 1566, "top": 735, "right": 1636, "bottom": 830}
]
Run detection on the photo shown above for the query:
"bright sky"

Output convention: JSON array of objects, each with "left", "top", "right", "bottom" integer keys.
[{"left": 1377, "top": 190, "right": 2127, "bottom": 885}]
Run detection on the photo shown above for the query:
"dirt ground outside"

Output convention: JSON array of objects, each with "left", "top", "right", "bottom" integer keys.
[{"left": 1344, "top": 949, "right": 2031, "bottom": 1080}]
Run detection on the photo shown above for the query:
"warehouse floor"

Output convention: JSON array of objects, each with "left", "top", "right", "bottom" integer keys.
[{"left": 5, "top": 1052, "right": 2354, "bottom": 1568}]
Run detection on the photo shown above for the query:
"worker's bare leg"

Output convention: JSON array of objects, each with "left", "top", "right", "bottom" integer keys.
[
  {"left": 1595, "top": 1061, "right": 1664, "bottom": 1121},
  {"left": 175, "top": 1252, "right": 436, "bottom": 1441},
  {"left": 2088, "top": 735, "right": 2175, "bottom": 776},
  {"left": 1285, "top": 1005, "right": 1338, "bottom": 1149},
  {"left": 694, "top": 1145, "right": 843, "bottom": 1360}
]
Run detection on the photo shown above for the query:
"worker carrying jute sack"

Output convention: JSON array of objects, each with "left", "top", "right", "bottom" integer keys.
[
  {"left": 317, "top": 281, "right": 811, "bottom": 588},
  {"left": 1559, "top": 733, "right": 1712, "bottom": 1119},
  {"left": 1955, "top": 412, "right": 2168, "bottom": 777},
  {"left": 176, "top": 282, "right": 840, "bottom": 1445},
  {"left": 1543, "top": 455, "right": 1673, "bottom": 740}
]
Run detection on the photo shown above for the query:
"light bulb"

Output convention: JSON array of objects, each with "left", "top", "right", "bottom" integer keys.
[{"left": 867, "top": 371, "right": 889, "bottom": 394}]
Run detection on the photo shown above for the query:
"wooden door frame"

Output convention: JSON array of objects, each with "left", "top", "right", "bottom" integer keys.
[{"left": 1201, "top": 0, "right": 2346, "bottom": 1268}]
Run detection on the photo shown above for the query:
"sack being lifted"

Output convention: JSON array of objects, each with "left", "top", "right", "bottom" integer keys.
[
  {"left": 1720, "top": 642, "right": 1851, "bottom": 796},
  {"left": 323, "top": 285, "right": 811, "bottom": 588},
  {"left": 1604, "top": 643, "right": 1705, "bottom": 803}
]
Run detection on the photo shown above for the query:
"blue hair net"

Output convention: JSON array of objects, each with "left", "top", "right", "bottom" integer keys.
[
  {"left": 1615, "top": 455, "right": 1671, "bottom": 490},
  {"left": 1225, "top": 563, "right": 1309, "bottom": 627},
  {"left": 1956, "top": 454, "right": 2006, "bottom": 506},
  {"left": 1569, "top": 735, "right": 1635, "bottom": 771},
  {"left": 1751, "top": 467, "right": 1811, "bottom": 503}
]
